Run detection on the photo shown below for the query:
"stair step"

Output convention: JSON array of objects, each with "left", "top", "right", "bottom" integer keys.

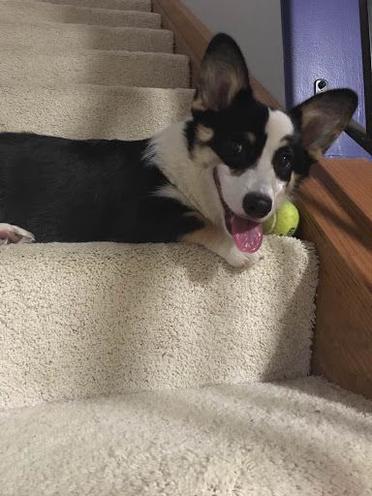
[
  {"left": 0, "top": 49, "right": 190, "bottom": 89},
  {"left": 1, "top": 378, "right": 371, "bottom": 495},
  {"left": 0, "top": 85, "right": 194, "bottom": 139},
  {"left": 0, "top": 1, "right": 160, "bottom": 28},
  {"left": 14, "top": 0, "right": 152, "bottom": 10},
  {"left": 0, "top": 22, "right": 174, "bottom": 53},
  {"left": 0, "top": 240, "right": 317, "bottom": 409}
]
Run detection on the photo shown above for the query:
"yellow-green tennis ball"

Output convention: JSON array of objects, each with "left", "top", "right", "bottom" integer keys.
[
  {"left": 263, "top": 212, "right": 277, "bottom": 234},
  {"left": 272, "top": 201, "right": 300, "bottom": 236}
]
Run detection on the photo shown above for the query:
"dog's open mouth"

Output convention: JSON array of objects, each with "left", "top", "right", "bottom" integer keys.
[{"left": 214, "top": 169, "right": 263, "bottom": 253}]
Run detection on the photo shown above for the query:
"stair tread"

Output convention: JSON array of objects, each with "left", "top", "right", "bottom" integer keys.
[
  {"left": 0, "top": 0, "right": 161, "bottom": 29},
  {"left": 0, "top": 240, "right": 317, "bottom": 409},
  {"left": 1, "top": 377, "right": 371, "bottom": 496},
  {"left": 0, "top": 21, "right": 174, "bottom": 53},
  {"left": 0, "top": 49, "right": 190, "bottom": 89},
  {"left": 0, "top": 84, "right": 194, "bottom": 139},
  {"left": 19, "top": 0, "right": 152, "bottom": 10}
]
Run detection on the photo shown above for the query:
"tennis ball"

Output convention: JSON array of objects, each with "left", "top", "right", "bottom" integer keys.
[
  {"left": 263, "top": 201, "right": 300, "bottom": 237},
  {"left": 262, "top": 212, "right": 276, "bottom": 234}
]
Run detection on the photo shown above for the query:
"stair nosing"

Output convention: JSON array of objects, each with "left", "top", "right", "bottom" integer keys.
[
  {"left": 0, "top": 47, "right": 187, "bottom": 61},
  {"left": 10, "top": 0, "right": 152, "bottom": 11},
  {"left": 0, "top": 0, "right": 158, "bottom": 16},
  {"left": 0, "top": 82, "right": 195, "bottom": 93},
  {"left": 0, "top": 19, "right": 171, "bottom": 35}
]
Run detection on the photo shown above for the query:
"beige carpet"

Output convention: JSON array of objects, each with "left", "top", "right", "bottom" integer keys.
[
  {"left": 1, "top": 378, "right": 372, "bottom": 496},
  {"left": 20, "top": 0, "right": 152, "bottom": 10},
  {"left": 0, "top": 0, "right": 371, "bottom": 494},
  {"left": 0, "top": 85, "right": 194, "bottom": 139},
  {"left": 0, "top": 238, "right": 317, "bottom": 409},
  {"left": 0, "top": 1, "right": 161, "bottom": 28},
  {"left": 0, "top": 21, "right": 173, "bottom": 52},
  {"left": 0, "top": 49, "right": 190, "bottom": 88}
]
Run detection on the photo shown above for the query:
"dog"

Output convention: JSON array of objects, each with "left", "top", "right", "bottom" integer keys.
[{"left": 0, "top": 33, "right": 357, "bottom": 267}]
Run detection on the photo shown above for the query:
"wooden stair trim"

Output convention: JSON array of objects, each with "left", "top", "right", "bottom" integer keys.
[
  {"left": 316, "top": 158, "right": 372, "bottom": 229},
  {"left": 298, "top": 170, "right": 372, "bottom": 395},
  {"left": 152, "top": 0, "right": 372, "bottom": 398},
  {"left": 306, "top": 161, "right": 372, "bottom": 292}
]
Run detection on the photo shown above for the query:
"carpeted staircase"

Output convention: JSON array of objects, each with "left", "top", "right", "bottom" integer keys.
[{"left": 0, "top": 1, "right": 371, "bottom": 495}]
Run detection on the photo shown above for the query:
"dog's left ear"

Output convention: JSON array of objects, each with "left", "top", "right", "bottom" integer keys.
[
  {"left": 193, "top": 33, "right": 251, "bottom": 112},
  {"left": 290, "top": 89, "right": 358, "bottom": 158}
]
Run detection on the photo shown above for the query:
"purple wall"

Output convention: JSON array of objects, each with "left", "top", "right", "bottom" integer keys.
[{"left": 282, "top": 0, "right": 371, "bottom": 158}]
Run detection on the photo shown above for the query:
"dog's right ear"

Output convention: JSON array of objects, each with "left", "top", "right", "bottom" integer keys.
[
  {"left": 290, "top": 89, "right": 358, "bottom": 159},
  {"left": 193, "top": 33, "right": 252, "bottom": 113}
]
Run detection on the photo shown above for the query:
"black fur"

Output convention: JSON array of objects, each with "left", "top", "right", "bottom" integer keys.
[
  {"left": 191, "top": 91, "right": 269, "bottom": 172},
  {"left": 0, "top": 133, "right": 202, "bottom": 242}
]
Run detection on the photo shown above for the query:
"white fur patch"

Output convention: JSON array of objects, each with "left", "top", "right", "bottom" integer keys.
[
  {"left": 147, "top": 121, "right": 225, "bottom": 227},
  {"left": 218, "top": 109, "right": 294, "bottom": 220}
]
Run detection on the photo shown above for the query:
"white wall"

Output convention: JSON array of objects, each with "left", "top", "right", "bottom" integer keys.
[{"left": 182, "top": 0, "right": 285, "bottom": 104}]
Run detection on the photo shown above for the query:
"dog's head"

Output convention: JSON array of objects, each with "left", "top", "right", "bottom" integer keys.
[{"left": 186, "top": 33, "right": 357, "bottom": 250}]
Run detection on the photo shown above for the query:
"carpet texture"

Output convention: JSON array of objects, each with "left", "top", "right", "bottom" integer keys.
[
  {"left": 0, "top": 1, "right": 161, "bottom": 28},
  {"left": 1, "top": 377, "right": 371, "bottom": 496},
  {"left": 0, "top": 49, "right": 190, "bottom": 88},
  {"left": 23, "top": 0, "right": 152, "bottom": 10},
  {"left": 0, "top": 21, "right": 174, "bottom": 52},
  {"left": 0, "top": 85, "right": 194, "bottom": 139},
  {"left": 0, "top": 238, "right": 317, "bottom": 409}
]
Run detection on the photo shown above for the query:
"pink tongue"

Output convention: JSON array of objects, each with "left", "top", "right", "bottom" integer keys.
[{"left": 230, "top": 215, "right": 263, "bottom": 253}]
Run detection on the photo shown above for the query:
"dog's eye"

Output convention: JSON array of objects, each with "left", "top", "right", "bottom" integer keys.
[
  {"left": 273, "top": 147, "right": 294, "bottom": 181},
  {"left": 228, "top": 142, "right": 243, "bottom": 156},
  {"left": 276, "top": 148, "right": 293, "bottom": 170}
]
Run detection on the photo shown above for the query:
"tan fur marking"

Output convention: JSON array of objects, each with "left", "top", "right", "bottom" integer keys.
[
  {"left": 190, "top": 143, "right": 220, "bottom": 169},
  {"left": 307, "top": 147, "right": 323, "bottom": 161},
  {"left": 182, "top": 222, "right": 224, "bottom": 247},
  {"left": 246, "top": 132, "right": 256, "bottom": 144},
  {"left": 191, "top": 97, "right": 207, "bottom": 112},
  {"left": 287, "top": 172, "right": 302, "bottom": 194},
  {"left": 197, "top": 124, "right": 214, "bottom": 143}
]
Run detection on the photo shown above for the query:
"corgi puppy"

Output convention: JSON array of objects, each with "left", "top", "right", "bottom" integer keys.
[{"left": 0, "top": 34, "right": 357, "bottom": 266}]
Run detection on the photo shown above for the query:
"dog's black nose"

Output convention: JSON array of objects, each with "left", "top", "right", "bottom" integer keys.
[{"left": 243, "top": 193, "right": 272, "bottom": 219}]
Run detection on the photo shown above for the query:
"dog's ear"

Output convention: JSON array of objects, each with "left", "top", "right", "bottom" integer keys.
[
  {"left": 193, "top": 33, "right": 251, "bottom": 112},
  {"left": 290, "top": 89, "right": 358, "bottom": 159}
]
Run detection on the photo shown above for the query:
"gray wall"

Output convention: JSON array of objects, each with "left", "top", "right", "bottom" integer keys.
[{"left": 182, "top": 0, "right": 285, "bottom": 104}]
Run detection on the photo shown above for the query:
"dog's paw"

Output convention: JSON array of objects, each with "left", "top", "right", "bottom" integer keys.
[
  {"left": 224, "top": 246, "right": 263, "bottom": 269},
  {"left": 0, "top": 223, "right": 35, "bottom": 245}
]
